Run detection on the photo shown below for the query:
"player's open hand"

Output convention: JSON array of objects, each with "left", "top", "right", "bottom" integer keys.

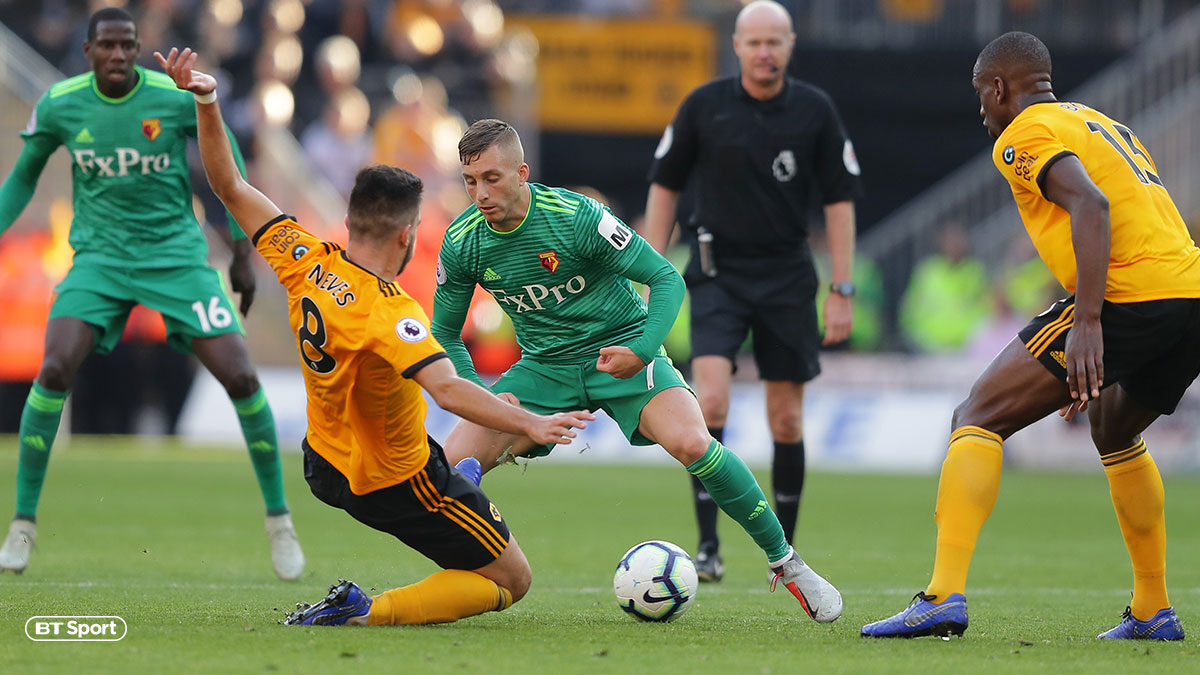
[
  {"left": 822, "top": 293, "right": 853, "bottom": 345},
  {"left": 596, "top": 346, "right": 646, "bottom": 379},
  {"left": 154, "top": 47, "right": 216, "bottom": 96},
  {"left": 1064, "top": 317, "right": 1104, "bottom": 403},
  {"left": 527, "top": 410, "right": 595, "bottom": 447},
  {"left": 1058, "top": 398, "right": 1089, "bottom": 422}
]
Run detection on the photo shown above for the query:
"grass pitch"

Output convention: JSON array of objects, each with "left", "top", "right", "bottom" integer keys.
[{"left": 1, "top": 438, "right": 1198, "bottom": 674}]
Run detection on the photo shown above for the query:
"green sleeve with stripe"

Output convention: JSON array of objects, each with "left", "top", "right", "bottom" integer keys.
[
  {"left": 431, "top": 245, "right": 488, "bottom": 387},
  {"left": 573, "top": 200, "right": 685, "bottom": 364},
  {"left": 0, "top": 96, "right": 60, "bottom": 236}
]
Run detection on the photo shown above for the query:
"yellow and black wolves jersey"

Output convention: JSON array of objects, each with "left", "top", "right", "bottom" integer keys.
[
  {"left": 993, "top": 101, "right": 1200, "bottom": 302},
  {"left": 254, "top": 215, "right": 447, "bottom": 494}
]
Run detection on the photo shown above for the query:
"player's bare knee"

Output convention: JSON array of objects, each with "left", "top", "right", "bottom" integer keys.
[
  {"left": 221, "top": 371, "right": 260, "bottom": 400},
  {"left": 696, "top": 392, "right": 729, "bottom": 427},
  {"left": 668, "top": 432, "right": 713, "bottom": 466},
  {"left": 1090, "top": 426, "right": 1138, "bottom": 456},
  {"left": 768, "top": 414, "right": 803, "bottom": 443},
  {"left": 507, "top": 562, "right": 532, "bottom": 603},
  {"left": 36, "top": 357, "right": 77, "bottom": 392}
]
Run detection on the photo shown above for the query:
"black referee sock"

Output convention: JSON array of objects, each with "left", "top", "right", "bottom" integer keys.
[
  {"left": 690, "top": 426, "right": 724, "bottom": 555},
  {"left": 772, "top": 440, "right": 806, "bottom": 546}
]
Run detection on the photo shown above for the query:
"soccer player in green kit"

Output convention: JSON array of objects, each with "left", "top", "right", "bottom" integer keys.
[
  {"left": 434, "top": 119, "right": 843, "bottom": 622},
  {"left": 0, "top": 7, "right": 304, "bottom": 580}
]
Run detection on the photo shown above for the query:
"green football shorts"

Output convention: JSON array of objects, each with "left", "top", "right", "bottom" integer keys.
[
  {"left": 491, "top": 350, "right": 692, "bottom": 458},
  {"left": 49, "top": 263, "right": 244, "bottom": 355}
]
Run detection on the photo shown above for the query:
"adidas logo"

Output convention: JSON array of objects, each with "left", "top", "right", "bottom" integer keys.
[
  {"left": 747, "top": 499, "right": 768, "bottom": 521},
  {"left": 23, "top": 435, "right": 47, "bottom": 451},
  {"left": 75, "top": 128, "right": 94, "bottom": 143},
  {"left": 249, "top": 440, "right": 275, "bottom": 452},
  {"left": 483, "top": 268, "right": 502, "bottom": 282},
  {"left": 1050, "top": 350, "right": 1066, "bottom": 367}
]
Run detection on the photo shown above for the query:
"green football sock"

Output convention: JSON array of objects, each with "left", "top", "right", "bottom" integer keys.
[
  {"left": 687, "top": 440, "right": 790, "bottom": 563},
  {"left": 232, "top": 389, "right": 288, "bottom": 515},
  {"left": 14, "top": 383, "right": 68, "bottom": 520}
]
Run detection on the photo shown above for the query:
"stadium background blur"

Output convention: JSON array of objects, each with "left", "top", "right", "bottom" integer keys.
[{"left": 2, "top": 0, "right": 1199, "bottom": 472}]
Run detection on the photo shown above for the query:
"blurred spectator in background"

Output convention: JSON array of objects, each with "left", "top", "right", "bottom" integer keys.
[
  {"left": 899, "top": 222, "right": 990, "bottom": 352},
  {"left": 1001, "top": 233, "right": 1061, "bottom": 318},
  {"left": 302, "top": 87, "right": 373, "bottom": 199}
]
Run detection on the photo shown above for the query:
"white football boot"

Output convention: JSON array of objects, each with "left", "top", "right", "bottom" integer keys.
[
  {"left": 265, "top": 514, "right": 305, "bottom": 581},
  {"left": 0, "top": 519, "right": 36, "bottom": 573},
  {"left": 769, "top": 548, "right": 843, "bottom": 623}
]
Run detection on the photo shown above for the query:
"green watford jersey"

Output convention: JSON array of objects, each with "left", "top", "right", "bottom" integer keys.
[
  {"left": 433, "top": 184, "right": 658, "bottom": 376},
  {"left": 18, "top": 66, "right": 234, "bottom": 268}
]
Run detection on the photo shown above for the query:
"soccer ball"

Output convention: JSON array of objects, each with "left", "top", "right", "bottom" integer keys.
[{"left": 613, "top": 540, "right": 698, "bottom": 622}]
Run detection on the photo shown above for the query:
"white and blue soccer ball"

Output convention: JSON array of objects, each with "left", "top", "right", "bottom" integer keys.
[{"left": 613, "top": 540, "right": 698, "bottom": 622}]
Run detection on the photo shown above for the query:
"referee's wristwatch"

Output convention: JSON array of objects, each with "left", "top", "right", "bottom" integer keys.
[{"left": 829, "top": 281, "right": 856, "bottom": 297}]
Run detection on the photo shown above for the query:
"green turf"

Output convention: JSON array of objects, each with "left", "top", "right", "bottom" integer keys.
[{"left": 1, "top": 438, "right": 1198, "bottom": 674}]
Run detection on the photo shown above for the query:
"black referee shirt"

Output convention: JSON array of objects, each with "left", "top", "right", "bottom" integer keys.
[{"left": 648, "top": 76, "right": 862, "bottom": 264}]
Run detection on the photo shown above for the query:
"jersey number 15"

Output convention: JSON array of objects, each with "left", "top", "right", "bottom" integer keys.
[{"left": 1086, "top": 121, "right": 1164, "bottom": 188}]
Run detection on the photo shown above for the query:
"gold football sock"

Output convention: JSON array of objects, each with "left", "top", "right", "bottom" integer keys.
[
  {"left": 925, "top": 426, "right": 1003, "bottom": 601},
  {"left": 367, "top": 569, "right": 513, "bottom": 626},
  {"left": 1102, "top": 439, "right": 1169, "bottom": 620}
]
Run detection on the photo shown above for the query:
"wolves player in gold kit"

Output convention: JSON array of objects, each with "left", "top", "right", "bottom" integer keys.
[{"left": 863, "top": 31, "right": 1200, "bottom": 640}]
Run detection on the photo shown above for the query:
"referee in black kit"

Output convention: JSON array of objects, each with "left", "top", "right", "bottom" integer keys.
[{"left": 643, "top": 0, "right": 862, "bottom": 583}]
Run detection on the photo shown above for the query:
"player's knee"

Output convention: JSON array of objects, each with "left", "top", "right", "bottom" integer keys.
[
  {"left": 221, "top": 371, "right": 260, "bottom": 400},
  {"left": 768, "top": 413, "right": 803, "bottom": 442},
  {"left": 507, "top": 562, "right": 532, "bottom": 603},
  {"left": 668, "top": 432, "right": 713, "bottom": 466},
  {"left": 695, "top": 391, "right": 729, "bottom": 427},
  {"left": 1090, "top": 426, "right": 1137, "bottom": 456},
  {"left": 37, "top": 357, "right": 78, "bottom": 391}
]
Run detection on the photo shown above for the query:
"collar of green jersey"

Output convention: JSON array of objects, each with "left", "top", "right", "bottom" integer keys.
[
  {"left": 91, "top": 66, "right": 145, "bottom": 104},
  {"left": 485, "top": 184, "right": 534, "bottom": 236}
]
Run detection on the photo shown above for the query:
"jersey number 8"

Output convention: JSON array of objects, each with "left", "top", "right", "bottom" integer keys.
[{"left": 298, "top": 296, "right": 337, "bottom": 374}]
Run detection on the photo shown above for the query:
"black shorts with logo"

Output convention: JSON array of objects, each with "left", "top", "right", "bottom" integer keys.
[
  {"left": 1018, "top": 295, "right": 1200, "bottom": 414},
  {"left": 303, "top": 437, "right": 510, "bottom": 570},
  {"left": 688, "top": 270, "right": 821, "bottom": 383}
]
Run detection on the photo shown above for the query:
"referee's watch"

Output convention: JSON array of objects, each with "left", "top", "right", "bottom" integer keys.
[{"left": 830, "top": 281, "right": 856, "bottom": 297}]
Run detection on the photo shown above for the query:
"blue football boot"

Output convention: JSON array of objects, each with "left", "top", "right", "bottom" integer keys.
[
  {"left": 282, "top": 578, "right": 372, "bottom": 626},
  {"left": 861, "top": 592, "right": 968, "bottom": 638},
  {"left": 456, "top": 457, "right": 483, "bottom": 486},
  {"left": 1098, "top": 606, "right": 1185, "bottom": 641}
]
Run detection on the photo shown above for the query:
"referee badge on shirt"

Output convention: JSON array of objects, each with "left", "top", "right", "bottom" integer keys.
[
  {"left": 539, "top": 250, "right": 560, "bottom": 273},
  {"left": 843, "top": 139, "right": 862, "bottom": 176},
  {"left": 772, "top": 149, "right": 797, "bottom": 182}
]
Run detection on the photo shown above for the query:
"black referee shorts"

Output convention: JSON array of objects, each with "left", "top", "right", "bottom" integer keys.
[
  {"left": 303, "top": 437, "right": 511, "bottom": 571},
  {"left": 1018, "top": 295, "right": 1200, "bottom": 414},
  {"left": 688, "top": 278, "right": 821, "bottom": 383}
]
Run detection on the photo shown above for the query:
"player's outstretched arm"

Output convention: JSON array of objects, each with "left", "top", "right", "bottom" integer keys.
[
  {"left": 413, "top": 358, "right": 595, "bottom": 446},
  {"left": 0, "top": 123, "right": 59, "bottom": 238},
  {"left": 155, "top": 47, "right": 281, "bottom": 238}
]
